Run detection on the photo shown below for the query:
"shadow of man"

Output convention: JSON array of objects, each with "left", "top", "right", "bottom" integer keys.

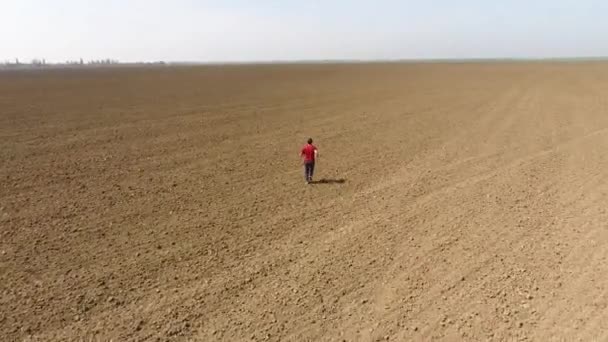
[{"left": 310, "top": 178, "right": 346, "bottom": 185}]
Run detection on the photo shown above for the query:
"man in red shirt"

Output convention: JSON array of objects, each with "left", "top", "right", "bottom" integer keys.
[{"left": 301, "top": 138, "right": 318, "bottom": 184}]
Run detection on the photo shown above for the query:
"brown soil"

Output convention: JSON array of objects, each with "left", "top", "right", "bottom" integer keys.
[{"left": 3, "top": 63, "right": 608, "bottom": 341}]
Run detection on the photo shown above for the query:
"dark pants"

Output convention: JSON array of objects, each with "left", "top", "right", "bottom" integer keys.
[{"left": 304, "top": 162, "right": 315, "bottom": 182}]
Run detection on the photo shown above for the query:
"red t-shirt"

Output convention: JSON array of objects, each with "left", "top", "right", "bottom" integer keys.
[{"left": 301, "top": 144, "right": 317, "bottom": 163}]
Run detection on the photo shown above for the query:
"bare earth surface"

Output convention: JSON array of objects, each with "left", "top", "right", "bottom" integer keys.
[{"left": 3, "top": 63, "right": 608, "bottom": 341}]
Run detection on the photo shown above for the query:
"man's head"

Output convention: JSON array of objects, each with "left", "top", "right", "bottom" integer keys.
[{"left": 307, "top": 138, "right": 313, "bottom": 144}]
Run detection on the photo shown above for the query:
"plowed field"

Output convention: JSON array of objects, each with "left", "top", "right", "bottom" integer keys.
[{"left": 3, "top": 63, "right": 608, "bottom": 341}]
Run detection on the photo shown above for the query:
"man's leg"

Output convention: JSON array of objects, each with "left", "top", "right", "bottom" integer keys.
[
  {"left": 309, "top": 162, "right": 315, "bottom": 182},
  {"left": 305, "top": 163, "right": 311, "bottom": 183}
]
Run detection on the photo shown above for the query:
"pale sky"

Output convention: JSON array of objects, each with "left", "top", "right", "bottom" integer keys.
[{"left": 2, "top": 0, "right": 608, "bottom": 63}]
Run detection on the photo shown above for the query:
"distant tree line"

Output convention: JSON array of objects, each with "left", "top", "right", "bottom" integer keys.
[
  {"left": 2, "top": 58, "right": 167, "bottom": 69},
  {"left": 2, "top": 58, "right": 118, "bottom": 66}
]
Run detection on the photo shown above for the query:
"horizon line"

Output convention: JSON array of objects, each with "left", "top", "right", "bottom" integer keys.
[{"left": 2, "top": 56, "right": 608, "bottom": 69}]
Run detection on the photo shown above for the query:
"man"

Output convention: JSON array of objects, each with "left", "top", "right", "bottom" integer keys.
[{"left": 301, "top": 138, "right": 318, "bottom": 184}]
